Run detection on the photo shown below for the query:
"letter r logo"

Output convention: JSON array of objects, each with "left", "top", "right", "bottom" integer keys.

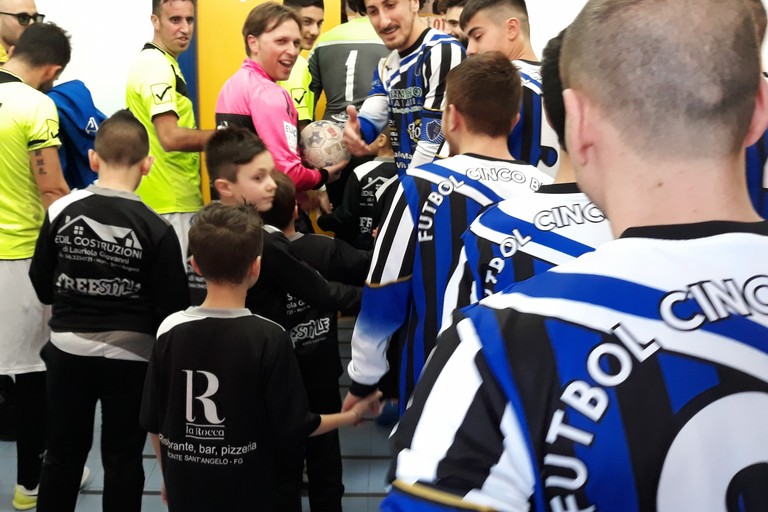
[{"left": 183, "top": 370, "right": 225, "bottom": 424}]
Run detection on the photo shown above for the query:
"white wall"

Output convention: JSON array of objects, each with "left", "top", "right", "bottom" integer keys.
[
  {"left": 38, "top": 0, "right": 152, "bottom": 115},
  {"left": 35, "top": 0, "right": 768, "bottom": 115}
]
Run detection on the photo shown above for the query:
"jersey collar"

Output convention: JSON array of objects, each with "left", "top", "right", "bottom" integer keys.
[
  {"left": 621, "top": 220, "right": 768, "bottom": 240},
  {"left": 398, "top": 28, "right": 429, "bottom": 57},
  {"left": 0, "top": 68, "right": 23, "bottom": 84},
  {"left": 243, "top": 58, "right": 272, "bottom": 82}
]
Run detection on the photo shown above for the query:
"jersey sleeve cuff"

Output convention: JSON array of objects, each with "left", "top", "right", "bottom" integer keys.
[
  {"left": 313, "top": 169, "right": 329, "bottom": 189},
  {"left": 349, "top": 380, "right": 378, "bottom": 398}
]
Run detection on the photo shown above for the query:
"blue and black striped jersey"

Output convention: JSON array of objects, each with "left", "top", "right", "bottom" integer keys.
[
  {"left": 347, "top": 154, "right": 551, "bottom": 409},
  {"left": 442, "top": 183, "right": 613, "bottom": 326},
  {"left": 385, "top": 221, "right": 768, "bottom": 512},
  {"left": 358, "top": 29, "right": 465, "bottom": 172},
  {"left": 436, "top": 60, "right": 560, "bottom": 178}
]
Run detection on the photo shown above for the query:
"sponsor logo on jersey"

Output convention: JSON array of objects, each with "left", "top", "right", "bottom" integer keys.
[
  {"left": 284, "top": 121, "right": 298, "bottom": 149},
  {"left": 183, "top": 370, "right": 226, "bottom": 440},
  {"left": 85, "top": 116, "right": 99, "bottom": 135},
  {"left": 533, "top": 202, "right": 604, "bottom": 231},
  {"left": 659, "top": 276, "right": 768, "bottom": 331},
  {"left": 55, "top": 215, "right": 144, "bottom": 270}
]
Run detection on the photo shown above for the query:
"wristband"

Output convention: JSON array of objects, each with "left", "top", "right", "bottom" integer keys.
[{"left": 313, "top": 168, "right": 329, "bottom": 189}]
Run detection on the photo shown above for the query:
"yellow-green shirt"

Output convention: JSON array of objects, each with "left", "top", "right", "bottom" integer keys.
[
  {"left": 279, "top": 54, "right": 314, "bottom": 122},
  {"left": 0, "top": 69, "right": 61, "bottom": 259},
  {"left": 0, "top": 46, "right": 7, "bottom": 64},
  {"left": 126, "top": 43, "right": 202, "bottom": 214}
]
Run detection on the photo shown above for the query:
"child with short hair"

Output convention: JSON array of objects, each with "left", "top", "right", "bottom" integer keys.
[
  {"left": 261, "top": 172, "right": 370, "bottom": 512},
  {"left": 140, "top": 202, "right": 380, "bottom": 512},
  {"left": 188, "top": 127, "right": 361, "bottom": 328},
  {"left": 317, "top": 132, "right": 397, "bottom": 249},
  {"left": 29, "top": 109, "right": 190, "bottom": 512}
]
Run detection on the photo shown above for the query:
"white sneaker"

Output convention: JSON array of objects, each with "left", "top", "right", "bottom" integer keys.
[{"left": 80, "top": 465, "right": 90, "bottom": 490}]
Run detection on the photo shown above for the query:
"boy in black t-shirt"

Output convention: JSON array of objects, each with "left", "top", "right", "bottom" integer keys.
[
  {"left": 187, "top": 127, "right": 361, "bottom": 327},
  {"left": 29, "top": 110, "right": 190, "bottom": 512},
  {"left": 318, "top": 132, "right": 397, "bottom": 250},
  {"left": 141, "top": 201, "right": 381, "bottom": 512},
  {"left": 262, "top": 172, "right": 371, "bottom": 512}
]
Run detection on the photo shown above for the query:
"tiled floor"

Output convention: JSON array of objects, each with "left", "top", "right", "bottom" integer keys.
[{"left": 0, "top": 318, "right": 393, "bottom": 511}]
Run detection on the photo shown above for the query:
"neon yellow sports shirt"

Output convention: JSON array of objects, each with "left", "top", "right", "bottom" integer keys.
[
  {"left": 279, "top": 54, "right": 314, "bottom": 122},
  {"left": 126, "top": 43, "right": 202, "bottom": 214},
  {"left": 0, "top": 70, "right": 61, "bottom": 259}
]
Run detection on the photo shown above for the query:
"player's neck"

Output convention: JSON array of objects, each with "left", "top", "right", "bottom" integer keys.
[
  {"left": 455, "top": 134, "right": 513, "bottom": 161},
  {"left": 281, "top": 223, "right": 296, "bottom": 237},
  {"left": 95, "top": 171, "right": 141, "bottom": 193},
  {"left": 201, "top": 282, "right": 249, "bottom": 310},
  {"left": 151, "top": 38, "right": 179, "bottom": 60},
  {"left": 553, "top": 151, "right": 575, "bottom": 184},
  {"left": 1, "top": 60, "right": 41, "bottom": 88},
  {"left": 509, "top": 42, "right": 537, "bottom": 62},
  {"left": 598, "top": 152, "right": 760, "bottom": 237}
]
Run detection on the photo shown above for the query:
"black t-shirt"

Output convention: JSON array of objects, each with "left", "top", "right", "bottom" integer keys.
[{"left": 140, "top": 307, "right": 320, "bottom": 512}]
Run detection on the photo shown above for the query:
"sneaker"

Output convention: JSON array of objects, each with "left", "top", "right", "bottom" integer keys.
[
  {"left": 80, "top": 465, "right": 90, "bottom": 490},
  {"left": 12, "top": 484, "right": 37, "bottom": 511},
  {"left": 12, "top": 466, "right": 90, "bottom": 510}
]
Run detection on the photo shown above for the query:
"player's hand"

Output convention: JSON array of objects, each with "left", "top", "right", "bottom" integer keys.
[
  {"left": 325, "top": 159, "right": 349, "bottom": 184},
  {"left": 349, "top": 390, "right": 383, "bottom": 426},
  {"left": 318, "top": 190, "right": 333, "bottom": 214},
  {"left": 343, "top": 105, "right": 371, "bottom": 156},
  {"left": 161, "top": 482, "right": 167, "bottom": 504}
]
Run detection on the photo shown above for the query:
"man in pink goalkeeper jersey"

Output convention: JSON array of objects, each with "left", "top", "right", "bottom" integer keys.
[{"left": 216, "top": 2, "right": 347, "bottom": 196}]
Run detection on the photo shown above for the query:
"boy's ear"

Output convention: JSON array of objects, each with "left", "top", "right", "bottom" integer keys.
[
  {"left": 214, "top": 178, "right": 235, "bottom": 198},
  {"left": 190, "top": 256, "right": 203, "bottom": 277},
  {"left": 140, "top": 155, "right": 154, "bottom": 176},
  {"left": 88, "top": 149, "right": 100, "bottom": 173},
  {"left": 506, "top": 16, "right": 521, "bottom": 42},
  {"left": 445, "top": 104, "right": 461, "bottom": 134},
  {"left": 292, "top": 204, "right": 299, "bottom": 221},
  {"left": 250, "top": 255, "right": 262, "bottom": 283}
]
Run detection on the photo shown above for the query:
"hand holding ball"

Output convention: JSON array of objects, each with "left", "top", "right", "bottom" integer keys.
[{"left": 299, "top": 120, "right": 351, "bottom": 169}]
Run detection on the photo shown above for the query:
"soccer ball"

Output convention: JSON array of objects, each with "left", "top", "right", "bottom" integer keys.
[{"left": 299, "top": 120, "right": 350, "bottom": 169}]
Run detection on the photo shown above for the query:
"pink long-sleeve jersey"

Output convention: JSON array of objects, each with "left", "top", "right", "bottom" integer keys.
[{"left": 215, "top": 59, "right": 323, "bottom": 192}]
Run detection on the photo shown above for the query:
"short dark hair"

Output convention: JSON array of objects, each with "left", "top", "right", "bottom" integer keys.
[
  {"left": 446, "top": 51, "right": 521, "bottom": 137},
  {"left": 540, "top": 30, "right": 566, "bottom": 149},
  {"left": 94, "top": 110, "right": 149, "bottom": 167},
  {"left": 561, "top": 0, "right": 761, "bottom": 159},
  {"left": 460, "top": 0, "right": 529, "bottom": 35},
  {"left": 152, "top": 0, "right": 196, "bottom": 15},
  {"left": 242, "top": 2, "right": 301, "bottom": 56},
  {"left": 12, "top": 23, "right": 71, "bottom": 68},
  {"left": 351, "top": 0, "right": 426, "bottom": 18},
  {"left": 260, "top": 172, "right": 296, "bottom": 230},
  {"left": 284, "top": 0, "right": 325, "bottom": 10},
  {"left": 441, "top": 0, "right": 467, "bottom": 14},
  {"left": 206, "top": 128, "right": 269, "bottom": 183},
  {"left": 188, "top": 203, "right": 264, "bottom": 285}
]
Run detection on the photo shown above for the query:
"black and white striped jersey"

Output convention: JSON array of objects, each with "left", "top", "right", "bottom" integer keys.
[
  {"left": 347, "top": 154, "right": 551, "bottom": 407},
  {"left": 385, "top": 221, "right": 768, "bottom": 511},
  {"left": 441, "top": 183, "right": 613, "bottom": 328}
]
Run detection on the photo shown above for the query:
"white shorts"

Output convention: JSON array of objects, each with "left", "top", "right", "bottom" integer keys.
[
  {"left": 162, "top": 211, "right": 196, "bottom": 263},
  {"left": 0, "top": 259, "right": 50, "bottom": 374}
]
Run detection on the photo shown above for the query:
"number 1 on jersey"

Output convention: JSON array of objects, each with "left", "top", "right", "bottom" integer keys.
[{"left": 345, "top": 50, "right": 358, "bottom": 102}]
